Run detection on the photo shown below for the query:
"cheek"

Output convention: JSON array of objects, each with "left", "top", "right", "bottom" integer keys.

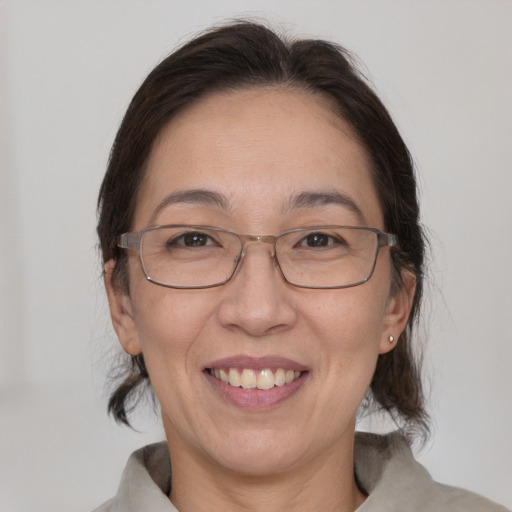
[
  {"left": 305, "top": 284, "right": 389, "bottom": 345},
  {"left": 293, "top": 290, "right": 388, "bottom": 438},
  {"left": 303, "top": 285, "right": 390, "bottom": 386},
  {"left": 129, "top": 282, "right": 217, "bottom": 372}
]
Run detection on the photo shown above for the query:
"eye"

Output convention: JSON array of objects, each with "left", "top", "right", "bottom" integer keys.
[
  {"left": 297, "top": 232, "right": 343, "bottom": 248},
  {"left": 169, "top": 231, "right": 216, "bottom": 248}
]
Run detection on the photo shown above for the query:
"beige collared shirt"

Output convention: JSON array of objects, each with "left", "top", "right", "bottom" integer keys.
[{"left": 93, "top": 432, "right": 509, "bottom": 511}]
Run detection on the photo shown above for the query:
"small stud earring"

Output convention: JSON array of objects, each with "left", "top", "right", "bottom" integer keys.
[{"left": 388, "top": 335, "right": 395, "bottom": 343}]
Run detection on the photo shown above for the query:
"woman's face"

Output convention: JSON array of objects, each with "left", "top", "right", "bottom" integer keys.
[{"left": 107, "top": 88, "right": 413, "bottom": 477}]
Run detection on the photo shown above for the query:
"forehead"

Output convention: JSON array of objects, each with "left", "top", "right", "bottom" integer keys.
[{"left": 135, "top": 87, "right": 383, "bottom": 230}]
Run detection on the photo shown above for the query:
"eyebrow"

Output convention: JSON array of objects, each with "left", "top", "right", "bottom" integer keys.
[
  {"left": 284, "top": 191, "right": 366, "bottom": 223},
  {"left": 149, "top": 189, "right": 231, "bottom": 224},
  {"left": 149, "top": 188, "right": 366, "bottom": 225}
]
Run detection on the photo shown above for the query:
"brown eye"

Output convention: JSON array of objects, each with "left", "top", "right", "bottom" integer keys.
[
  {"left": 305, "top": 233, "right": 330, "bottom": 247},
  {"left": 169, "top": 232, "right": 214, "bottom": 247},
  {"left": 297, "top": 233, "right": 343, "bottom": 248}
]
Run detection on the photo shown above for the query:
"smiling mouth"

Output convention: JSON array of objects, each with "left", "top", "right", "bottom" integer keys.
[{"left": 207, "top": 368, "right": 303, "bottom": 390}]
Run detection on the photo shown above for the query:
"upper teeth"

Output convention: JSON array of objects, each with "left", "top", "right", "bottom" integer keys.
[{"left": 210, "top": 368, "right": 301, "bottom": 390}]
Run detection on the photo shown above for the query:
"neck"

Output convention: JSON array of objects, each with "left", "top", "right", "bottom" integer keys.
[{"left": 166, "top": 429, "right": 367, "bottom": 512}]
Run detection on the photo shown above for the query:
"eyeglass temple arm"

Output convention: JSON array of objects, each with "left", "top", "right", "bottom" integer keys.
[
  {"left": 117, "top": 232, "right": 140, "bottom": 250},
  {"left": 379, "top": 232, "right": 398, "bottom": 248}
]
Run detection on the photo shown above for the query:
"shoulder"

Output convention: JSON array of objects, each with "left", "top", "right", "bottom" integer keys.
[
  {"left": 354, "top": 431, "right": 510, "bottom": 512},
  {"left": 91, "top": 442, "right": 176, "bottom": 512},
  {"left": 433, "top": 482, "right": 510, "bottom": 512}
]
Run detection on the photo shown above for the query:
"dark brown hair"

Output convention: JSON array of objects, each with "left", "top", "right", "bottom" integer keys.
[{"left": 98, "top": 21, "right": 429, "bottom": 435}]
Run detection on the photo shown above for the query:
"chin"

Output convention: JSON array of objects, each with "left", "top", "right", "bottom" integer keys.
[
  {"left": 214, "top": 447, "right": 301, "bottom": 477},
  {"left": 202, "top": 427, "right": 313, "bottom": 477}
]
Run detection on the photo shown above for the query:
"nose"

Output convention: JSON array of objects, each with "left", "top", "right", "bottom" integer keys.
[{"left": 216, "top": 241, "right": 298, "bottom": 337}]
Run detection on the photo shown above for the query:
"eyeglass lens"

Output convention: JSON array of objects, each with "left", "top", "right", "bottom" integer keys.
[{"left": 138, "top": 226, "right": 380, "bottom": 289}]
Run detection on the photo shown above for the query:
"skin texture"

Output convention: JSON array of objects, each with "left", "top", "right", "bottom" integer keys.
[{"left": 105, "top": 88, "right": 415, "bottom": 512}]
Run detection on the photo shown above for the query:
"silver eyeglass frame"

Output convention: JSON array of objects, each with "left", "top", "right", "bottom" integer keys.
[{"left": 117, "top": 225, "right": 398, "bottom": 290}]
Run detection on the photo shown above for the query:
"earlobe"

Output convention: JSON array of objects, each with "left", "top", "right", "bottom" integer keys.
[
  {"left": 378, "top": 271, "right": 416, "bottom": 355},
  {"left": 104, "top": 260, "right": 142, "bottom": 356}
]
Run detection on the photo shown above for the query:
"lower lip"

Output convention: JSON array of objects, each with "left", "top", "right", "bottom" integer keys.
[{"left": 204, "top": 371, "right": 308, "bottom": 409}]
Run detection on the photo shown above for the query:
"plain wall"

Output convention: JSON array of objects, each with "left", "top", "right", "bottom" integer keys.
[{"left": 1, "top": 1, "right": 511, "bottom": 510}]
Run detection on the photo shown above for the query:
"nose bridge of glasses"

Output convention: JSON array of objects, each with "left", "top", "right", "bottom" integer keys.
[{"left": 238, "top": 234, "right": 278, "bottom": 259}]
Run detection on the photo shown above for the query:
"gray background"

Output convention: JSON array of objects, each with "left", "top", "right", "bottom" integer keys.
[{"left": 1, "top": 1, "right": 511, "bottom": 510}]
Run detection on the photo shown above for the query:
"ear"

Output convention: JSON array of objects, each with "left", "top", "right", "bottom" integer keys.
[
  {"left": 378, "top": 270, "right": 416, "bottom": 355},
  {"left": 104, "top": 260, "right": 142, "bottom": 356}
]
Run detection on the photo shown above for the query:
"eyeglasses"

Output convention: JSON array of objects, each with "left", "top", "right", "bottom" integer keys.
[{"left": 118, "top": 225, "right": 397, "bottom": 289}]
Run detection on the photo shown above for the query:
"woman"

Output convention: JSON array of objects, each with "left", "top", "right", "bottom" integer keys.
[{"left": 94, "top": 21, "right": 508, "bottom": 512}]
